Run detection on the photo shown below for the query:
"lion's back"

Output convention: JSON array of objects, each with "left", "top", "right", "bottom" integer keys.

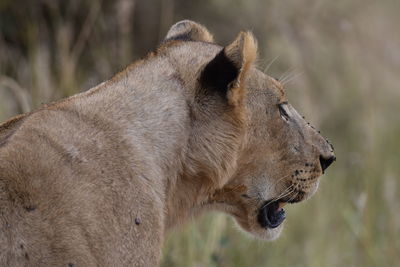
[
  {"left": 0, "top": 112, "right": 95, "bottom": 266},
  {"left": 0, "top": 107, "right": 165, "bottom": 266}
]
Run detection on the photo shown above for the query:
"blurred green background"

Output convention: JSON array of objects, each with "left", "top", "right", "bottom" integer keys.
[{"left": 1, "top": 0, "right": 399, "bottom": 266}]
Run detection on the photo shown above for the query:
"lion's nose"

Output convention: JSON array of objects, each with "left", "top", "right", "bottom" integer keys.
[{"left": 319, "top": 154, "right": 336, "bottom": 173}]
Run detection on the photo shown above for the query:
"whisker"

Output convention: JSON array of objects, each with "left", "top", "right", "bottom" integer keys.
[
  {"left": 274, "top": 185, "right": 295, "bottom": 201},
  {"left": 278, "top": 68, "right": 295, "bottom": 83},
  {"left": 280, "top": 69, "right": 298, "bottom": 84},
  {"left": 262, "top": 184, "right": 295, "bottom": 208},
  {"left": 268, "top": 173, "right": 291, "bottom": 192},
  {"left": 281, "top": 72, "right": 303, "bottom": 85},
  {"left": 264, "top": 55, "right": 280, "bottom": 73},
  {"left": 287, "top": 190, "right": 300, "bottom": 203}
]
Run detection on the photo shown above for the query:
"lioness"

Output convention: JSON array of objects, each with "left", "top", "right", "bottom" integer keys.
[{"left": 0, "top": 20, "right": 335, "bottom": 266}]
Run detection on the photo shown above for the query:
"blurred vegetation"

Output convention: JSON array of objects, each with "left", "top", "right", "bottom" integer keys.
[{"left": 1, "top": 0, "right": 399, "bottom": 266}]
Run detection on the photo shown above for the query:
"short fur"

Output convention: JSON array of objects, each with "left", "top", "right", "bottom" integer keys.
[{"left": 0, "top": 21, "right": 335, "bottom": 266}]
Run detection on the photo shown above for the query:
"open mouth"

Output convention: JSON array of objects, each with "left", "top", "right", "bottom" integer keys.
[{"left": 257, "top": 200, "right": 286, "bottom": 229}]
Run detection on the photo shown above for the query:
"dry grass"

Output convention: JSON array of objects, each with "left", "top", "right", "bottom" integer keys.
[{"left": 1, "top": 0, "right": 399, "bottom": 266}]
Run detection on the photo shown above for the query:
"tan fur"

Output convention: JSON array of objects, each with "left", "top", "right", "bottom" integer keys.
[
  {"left": 165, "top": 20, "right": 214, "bottom": 42},
  {"left": 225, "top": 31, "right": 257, "bottom": 106},
  {"left": 0, "top": 21, "right": 335, "bottom": 266}
]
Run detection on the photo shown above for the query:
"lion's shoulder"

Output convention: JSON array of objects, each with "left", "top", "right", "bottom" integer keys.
[{"left": 0, "top": 113, "right": 27, "bottom": 148}]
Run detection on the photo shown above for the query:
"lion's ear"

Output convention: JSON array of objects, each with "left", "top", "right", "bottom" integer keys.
[
  {"left": 164, "top": 20, "right": 214, "bottom": 42},
  {"left": 200, "top": 31, "right": 257, "bottom": 106}
]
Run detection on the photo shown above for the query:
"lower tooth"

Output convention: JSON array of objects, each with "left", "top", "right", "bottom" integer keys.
[{"left": 278, "top": 202, "right": 287, "bottom": 208}]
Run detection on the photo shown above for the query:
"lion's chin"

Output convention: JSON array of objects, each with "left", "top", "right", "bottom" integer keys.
[
  {"left": 250, "top": 223, "right": 284, "bottom": 241},
  {"left": 233, "top": 217, "right": 284, "bottom": 241}
]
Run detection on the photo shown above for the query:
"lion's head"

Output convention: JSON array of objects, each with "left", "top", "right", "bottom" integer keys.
[{"left": 161, "top": 21, "right": 335, "bottom": 240}]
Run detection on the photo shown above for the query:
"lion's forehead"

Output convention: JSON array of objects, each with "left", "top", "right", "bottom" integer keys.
[{"left": 245, "top": 69, "right": 287, "bottom": 104}]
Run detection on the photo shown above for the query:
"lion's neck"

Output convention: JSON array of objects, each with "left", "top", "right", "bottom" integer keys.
[
  {"left": 74, "top": 59, "right": 245, "bottom": 231},
  {"left": 163, "top": 112, "right": 246, "bottom": 229}
]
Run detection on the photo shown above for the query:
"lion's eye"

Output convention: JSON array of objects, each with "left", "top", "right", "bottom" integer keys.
[{"left": 278, "top": 104, "right": 290, "bottom": 122}]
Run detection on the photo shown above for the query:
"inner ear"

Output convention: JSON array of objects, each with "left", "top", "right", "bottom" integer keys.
[
  {"left": 164, "top": 20, "right": 214, "bottom": 43},
  {"left": 199, "top": 49, "right": 238, "bottom": 99},
  {"left": 199, "top": 31, "right": 257, "bottom": 106}
]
